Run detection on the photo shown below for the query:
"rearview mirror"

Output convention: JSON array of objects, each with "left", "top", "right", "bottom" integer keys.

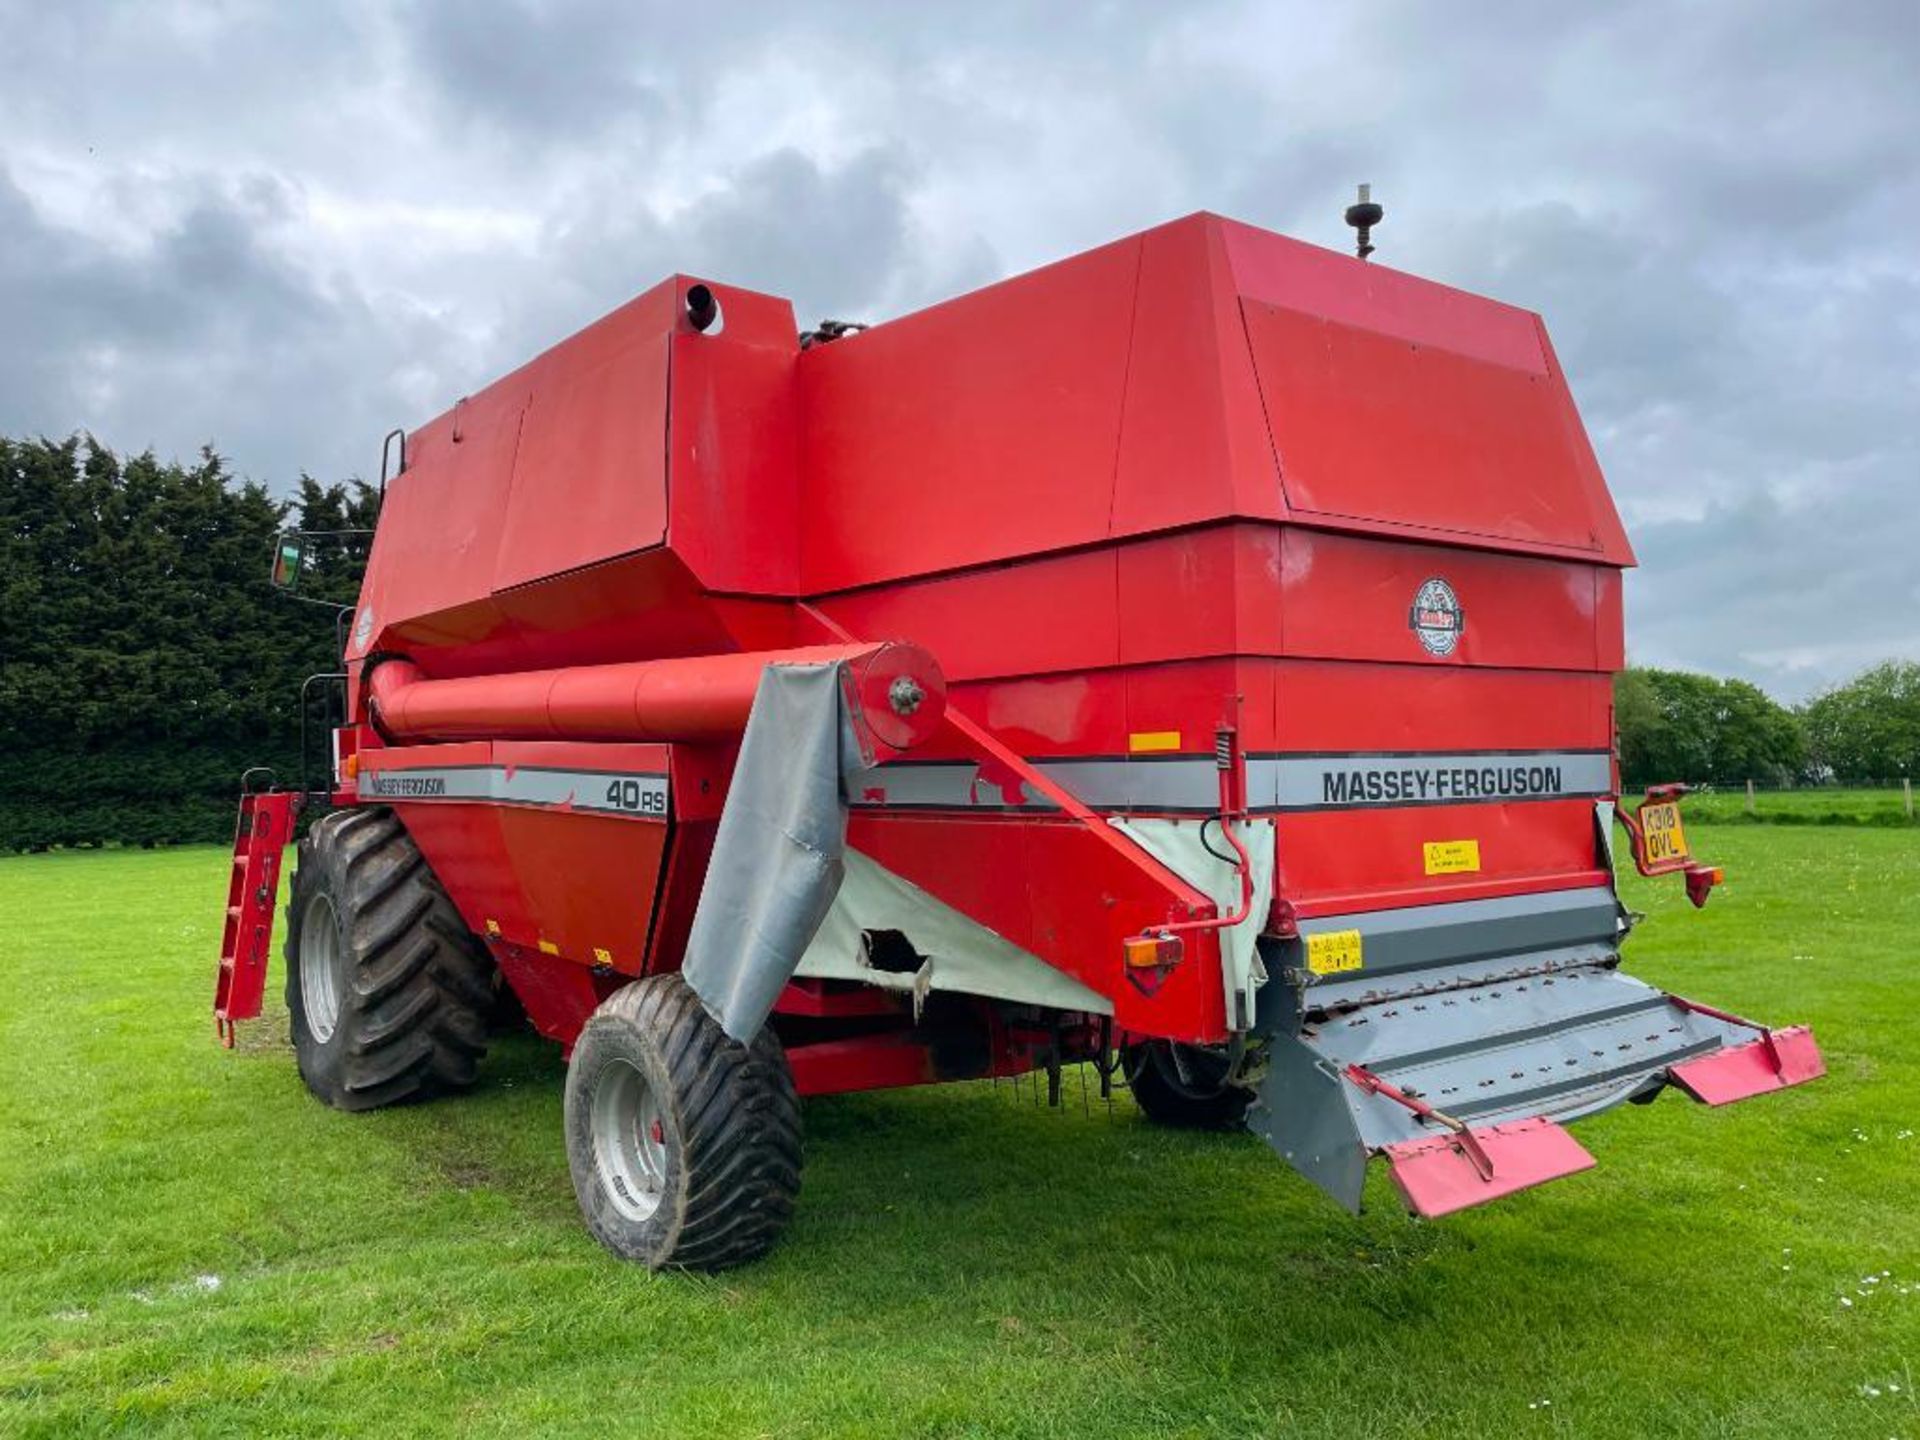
[{"left": 269, "top": 533, "right": 307, "bottom": 591}]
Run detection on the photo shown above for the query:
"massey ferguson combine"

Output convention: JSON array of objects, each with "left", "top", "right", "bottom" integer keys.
[{"left": 215, "top": 209, "right": 1822, "bottom": 1270}]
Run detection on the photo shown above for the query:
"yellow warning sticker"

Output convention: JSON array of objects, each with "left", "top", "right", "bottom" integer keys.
[
  {"left": 1423, "top": 839, "right": 1482, "bottom": 875},
  {"left": 537, "top": 938, "right": 560, "bottom": 956},
  {"left": 1128, "top": 730, "right": 1182, "bottom": 753},
  {"left": 1305, "top": 928, "right": 1365, "bottom": 976}
]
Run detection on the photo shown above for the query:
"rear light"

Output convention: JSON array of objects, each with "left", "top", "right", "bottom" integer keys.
[
  {"left": 1684, "top": 863, "right": 1724, "bottom": 908},
  {"left": 1122, "top": 933, "right": 1183, "bottom": 994}
]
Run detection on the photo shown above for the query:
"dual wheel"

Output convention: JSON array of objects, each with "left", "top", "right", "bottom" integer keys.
[{"left": 285, "top": 807, "right": 802, "bottom": 1270}]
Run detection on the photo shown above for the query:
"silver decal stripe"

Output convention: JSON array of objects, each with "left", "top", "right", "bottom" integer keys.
[
  {"left": 1268, "top": 750, "right": 1612, "bottom": 813},
  {"left": 848, "top": 750, "right": 1610, "bottom": 815},
  {"left": 358, "top": 765, "right": 669, "bottom": 818}
]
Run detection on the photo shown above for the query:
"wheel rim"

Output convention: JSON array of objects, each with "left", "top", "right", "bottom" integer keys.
[
  {"left": 591, "top": 1058, "right": 669, "bottom": 1222},
  {"left": 300, "top": 893, "right": 344, "bottom": 1044}
]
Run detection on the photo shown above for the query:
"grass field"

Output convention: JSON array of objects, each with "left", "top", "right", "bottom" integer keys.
[
  {"left": 1, "top": 830, "right": 1915, "bottom": 1439},
  {"left": 1681, "top": 786, "right": 1917, "bottom": 828}
]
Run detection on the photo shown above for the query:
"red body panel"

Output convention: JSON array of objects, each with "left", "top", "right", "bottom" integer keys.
[
  {"left": 360, "top": 742, "right": 672, "bottom": 982},
  {"left": 798, "top": 236, "right": 1143, "bottom": 590},
  {"left": 339, "top": 212, "right": 1638, "bottom": 1061}
]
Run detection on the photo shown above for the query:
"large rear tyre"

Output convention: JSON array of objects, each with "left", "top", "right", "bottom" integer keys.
[
  {"left": 284, "top": 807, "right": 494, "bottom": 1111},
  {"left": 1123, "top": 1040, "right": 1254, "bottom": 1129},
  {"left": 565, "top": 974, "right": 802, "bottom": 1272}
]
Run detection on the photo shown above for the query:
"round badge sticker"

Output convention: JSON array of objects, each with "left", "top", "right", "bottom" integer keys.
[{"left": 1409, "top": 578, "right": 1464, "bottom": 657}]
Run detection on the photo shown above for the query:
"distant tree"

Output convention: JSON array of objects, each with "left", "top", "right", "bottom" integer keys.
[
  {"left": 1802, "top": 661, "right": 1920, "bottom": 781},
  {"left": 1708, "top": 677, "right": 1808, "bottom": 786},
  {"left": 1614, "top": 666, "right": 1806, "bottom": 787},
  {"left": 1613, "top": 666, "right": 1675, "bottom": 783}
]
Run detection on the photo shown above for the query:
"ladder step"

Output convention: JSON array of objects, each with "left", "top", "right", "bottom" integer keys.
[{"left": 212, "top": 788, "right": 298, "bottom": 1036}]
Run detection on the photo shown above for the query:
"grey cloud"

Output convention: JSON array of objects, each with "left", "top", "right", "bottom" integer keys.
[
  {"left": 680, "top": 149, "right": 917, "bottom": 319},
  {"left": 1630, "top": 471, "right": 1920, "bottom": 693},
  {"left": 0, "top": 0, "right": 1914, "bottom": 697},
  {"left": 402, "top": 0, "right": 675, "bottom": 145},
  {"left": 0, "top": 167, "right": 464, "bottom": 486}
]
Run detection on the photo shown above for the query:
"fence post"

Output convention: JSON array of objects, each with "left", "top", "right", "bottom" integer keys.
[
  {"left": 1905, "top": 777, "right": 1913, "bottom": 821},
  {"left": 1746, "top": 778, "right": 1756, "bottom": 816}
]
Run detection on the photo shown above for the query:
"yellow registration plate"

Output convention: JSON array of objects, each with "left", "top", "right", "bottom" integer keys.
[
  {"left": 1305, "top": 928, "right": 1364, "bottom": 976},
  {"left": 1640, "top": 800, "right": 1691, "bottom": 865}
]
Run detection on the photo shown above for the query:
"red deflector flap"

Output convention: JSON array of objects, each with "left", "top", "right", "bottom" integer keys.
[
  {"left": 1382, "top": 1117, "right": 1596, "bottom": 1218},
  {"left": 1669, "top": 1026, "right": 1825, "bottom": 1107}
]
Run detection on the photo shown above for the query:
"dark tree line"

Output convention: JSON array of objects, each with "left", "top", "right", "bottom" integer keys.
[
  {"left": 3, "top": 432, "right": 1915, "bottom": 848},
  {"left": 1616, "top": 662, "right": 1920, "bottom": 788},
  {"left": 0, "top": 436, "right": 374, "bottom": 849}
]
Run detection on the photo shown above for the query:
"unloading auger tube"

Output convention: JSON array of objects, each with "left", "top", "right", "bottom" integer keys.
[{"left": 365, "top": 640, "right": 944, "bottom": 751}]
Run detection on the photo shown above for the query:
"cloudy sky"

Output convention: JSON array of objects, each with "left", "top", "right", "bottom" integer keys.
[{"left": 3, "top": 2, "right": 1915, "bottom": 699}]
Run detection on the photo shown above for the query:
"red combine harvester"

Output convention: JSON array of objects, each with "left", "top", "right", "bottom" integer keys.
[{"left": 217, "top": 211, "right": 1822, "bottom": 1269}]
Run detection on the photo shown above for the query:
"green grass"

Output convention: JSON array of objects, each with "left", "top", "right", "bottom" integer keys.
[
  {"left": 1682, "top": 786, "right": 1918, "bottom": 827},
  {"left": 1, "top": 833, "right": 1915, "bottom": 1439}
]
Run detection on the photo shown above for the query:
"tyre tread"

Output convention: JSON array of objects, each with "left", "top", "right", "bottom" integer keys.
[
  {"left": 285, "top": 806, "right": 495, "bottom": 1111},
  {"left": 571, "top": 974, "right": 801, "bottom": 1271}
]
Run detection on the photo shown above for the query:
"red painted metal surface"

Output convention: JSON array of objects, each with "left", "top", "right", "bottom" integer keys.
[
  {"left": 1242, "top": 301, "right": 1613, "bottom": 556},
  {"left": 784, "top": 1006, "right": 1101, "bottom": 1097},
  {"left": 798, "top": 235, "right": 1143, "bottom": 591},
  {"left": 1383, "top": 1118, "right": 1598, "bottom": 1218},
  {"left": 261, "top": 209, "right": 1767, "bottom": 1068},
  {"left": 1663, "top": 992, "right": 1825, "bottom": 1104},
  {"left": 360, "top": 741, "right": 675, "bottom": 971},
  {"left": 349, "top": 275, "right": 803, "bottom": 682},
  {"left": 1348, "top": 1063, "right": 1597, "bottom": 1216},
  {"left": 774, "top": 979, "right": 906, "bottom": 1019},
  {"left": 214, "top": 789, "right": 297, "bottom": 1045},
  {"left": 494, "top": 942, "right": 621, "bottom": 1052},
  {"left": 368, "top": 642, "right": 944, "bottom": 751},
  {"left": 1669, "top": 1026, "right": 1825, "bottom": 1106},
  {"left": 787, "top": 1035, "right": 939, "bottom": 1096}
]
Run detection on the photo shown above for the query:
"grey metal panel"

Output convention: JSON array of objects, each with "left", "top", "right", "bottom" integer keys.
[
  {"left": 847, "top": 749, "right": 1611, "bottom": 816},
  {"left": 845, "top": 760, "right": 1021, "bottom": 809},
  {"left": 1266, "top": 750, "right": 1613, "bottom": 813},
  {"left": 1282, "top": 886, "right": 1623, "bottom": 1002},
  {"left": 1243, "top": 884, "right": 1759, "bottom": 1209},
  {"left": 1066, "top": 759, "right": 1210, "bottom": 813},
  {"left": 359, "top": 766, "right": 494, "bottom": 803},
  {"left": 1251, "top": 955, "right": 1756, "bottom": 1194},
  {"left": 358, "top": 764, "right": 668, "bottom": 817},
  {"left": 1305, "top": 948, "right": 1620, "bottom": 1013},
  {"left": 1247, "top": 1036, "right": 1370, "bottom": 1214},
  {"left": 1310, "top": 967, "right": 1742, "bottom": 1147}
]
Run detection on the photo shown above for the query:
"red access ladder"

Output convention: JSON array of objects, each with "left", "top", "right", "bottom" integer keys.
[{"left": 215, "top": 788, "right": 298, "bottom": 1046}]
